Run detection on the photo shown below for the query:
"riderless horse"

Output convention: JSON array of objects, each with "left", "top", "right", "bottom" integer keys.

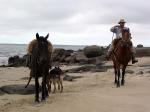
[{"left": 26, "top": 33, "right": 53, "bottom": 102}]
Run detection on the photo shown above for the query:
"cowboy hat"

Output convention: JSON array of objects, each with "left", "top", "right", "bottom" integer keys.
[{"left": 118, "top": 19, "right": 126, "bottom": 24}]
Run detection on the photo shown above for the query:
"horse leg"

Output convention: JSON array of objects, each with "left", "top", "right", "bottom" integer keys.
[
  {"left": 35, "top": 76, "right": 40, "bottom": 102},
  {"left": 41, "top": 75, "right": 46, "bottom": 101},
  {"left": 45, "top": 75, "right": 49, "bottom": 97},
  {"left": 114, "top": 68, "right": 117, "bottom": 84},
  {"left": 121, "top": 66, "right": 126, "bottom": 86},
  {"left": 117, "top": 68, "right": 120, "bottom": 87},
  {"left": 48, "top": 81, "right": 52, "bottom": 93}
]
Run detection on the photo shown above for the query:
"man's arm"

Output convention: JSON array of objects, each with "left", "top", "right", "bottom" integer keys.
[{"left": 110, "top": 25, "right": 119, "bottom": 33}]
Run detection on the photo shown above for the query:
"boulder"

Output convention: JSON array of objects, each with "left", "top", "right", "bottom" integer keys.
[
  {"left": 52, "top": 48, "right": 73, "bottom": 62},
  {"left": 84, "top": 45, "right": 104, "bottom": 58},
  {"left": 75, "top": 52, "right": 88, "bottom": 64},
  {"left": 65, "top": 55, "right": 76, "bottom": 63}
]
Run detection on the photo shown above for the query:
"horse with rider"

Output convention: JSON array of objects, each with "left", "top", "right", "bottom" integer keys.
[{"left": 106, "top": 19, "right": 138, "bottom": 64}]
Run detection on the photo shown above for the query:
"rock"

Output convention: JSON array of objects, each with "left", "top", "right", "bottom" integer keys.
[
  {"left": 0, "top": 89, "right": 5, "bottom": 96},
  {"left": 65, "top": 64, "right": 107, "bottom": 73},
  {"left": 8, "top": 55, "right": 26, "bottom": 67},
  {"left": 75, "top": 52, "right": 88, "bottom": 64},
  {"left": 136, "top": 71, "right": 144, "bottom": 75},
  {"left": 63, "top": 75, "right": 83, "bottom": 81},
  {"left": 52, "top": 48, "right": 73, "bottom": 62},
  {"left": 65, "top": 55, "right": 76, "bottom": 63},
  {"left": 52, "top": 48, "right": 66, "bottom": 62},
  {"left": 126, "top": 69, "right": 134, "bottom": 74},
  {"left": 91, "top": 68, "right": 107, "bottom": 72},
  {"left": 146, "top": 70, "right": 150, "bottom": 74},
  {"left": 84, "top": 45, "right": 104, "bottom": 58},
  {"left": 67, "top": 65, "right": 93, "bottom": 73},
  {"left": 88, "top": 55, "right": 106, "bottom": 64},
  {"left": 135, "top": 47, "right": 150, "bottom": 57},
  {"left": 0, "top": 84, "right": 41, "bottom": 95},
  {"left": 137, "top": 44, "right": 143, "bottom": 48}
]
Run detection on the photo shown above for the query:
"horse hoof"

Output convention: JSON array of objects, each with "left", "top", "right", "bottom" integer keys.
[
  {"left": 121, "top": 81, "right": 125, "bottom": 86},
  {"left": 121, "top": 83, "right": 124, "bottom": 86},
  {"left": 41, "top": 98, "right": 46, "bottom": 102},
  {"left": 35, "top": 99, "right": 40, "bottom": 103},
  {"left": 46, "top": 94, "right": 49, "bottom": 98},
  {"left": 117, "top": 83, "right": 120, "bottom": 87}
]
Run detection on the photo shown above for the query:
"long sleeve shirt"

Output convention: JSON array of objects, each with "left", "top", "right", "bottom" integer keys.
[{"left": 110, "top": 25, "right": 130, "bottom": 39}]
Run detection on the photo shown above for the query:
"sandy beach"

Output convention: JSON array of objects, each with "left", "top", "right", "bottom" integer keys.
[{"left": 0, "top": 57, "right": 150, "bottom": 112}]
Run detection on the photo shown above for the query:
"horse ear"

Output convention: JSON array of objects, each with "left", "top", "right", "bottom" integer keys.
[
  {"left": 45, "top": 33, "right": 49, "bottom": 39},
  {"left": 36, "top": 33, "right": 39, "bottom": 40}
]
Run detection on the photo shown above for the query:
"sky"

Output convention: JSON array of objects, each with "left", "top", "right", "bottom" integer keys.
[{"left": 0, "top": 0, "right": 150, "bottom": 46}]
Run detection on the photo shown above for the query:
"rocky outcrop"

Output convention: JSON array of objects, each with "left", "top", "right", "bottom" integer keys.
[
  {"left": 5, "top": 46, "right": 106, "bottom": 67},
  {"left": 7, "top": 46, "right": 150, "bottom": 67},
  {"left": 135, "top": 47, "right": 150, "bottom": 57}
]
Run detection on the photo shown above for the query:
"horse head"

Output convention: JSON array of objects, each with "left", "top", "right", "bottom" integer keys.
[
  {"left": 122, "top": 29, "right": 130, "bottom": 41},
  {"left": 36, "top": 33, "right": 49, "bottom": 65},
  {"left": 120, "top": 29, "right": 131, "bottom": 48}
]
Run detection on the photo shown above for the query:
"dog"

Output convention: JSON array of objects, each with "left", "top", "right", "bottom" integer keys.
[{"left": 47, "top": 66, "right": 63, "bottom": 93}]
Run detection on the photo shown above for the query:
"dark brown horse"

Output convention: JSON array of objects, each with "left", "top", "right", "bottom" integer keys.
[
  {"left": 111, "top": 30, "right": 132, "bottom": 87},
  {"left": 28, "top": 33, "right": 52, "bottom": 102}
]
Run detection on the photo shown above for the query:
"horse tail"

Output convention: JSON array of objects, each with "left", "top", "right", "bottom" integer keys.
[{"left": 25, "top": 76, "right": 32, "bottom": 88}]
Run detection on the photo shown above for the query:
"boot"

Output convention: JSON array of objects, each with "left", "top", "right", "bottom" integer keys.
[{"left": 132, "top": 54, "right": 138, "bottom": 64}]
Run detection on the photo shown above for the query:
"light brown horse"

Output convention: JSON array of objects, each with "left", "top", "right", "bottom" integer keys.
[{"left": 111, "top": 30, "right": 132, "bottom": 87}]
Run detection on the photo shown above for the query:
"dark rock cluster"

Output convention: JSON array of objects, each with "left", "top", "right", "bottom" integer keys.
[{"left": 6, "top": 45, "right": 106, "bottom": 67}]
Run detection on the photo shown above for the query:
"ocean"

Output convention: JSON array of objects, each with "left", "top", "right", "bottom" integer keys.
[{"left": 0, "top": 44, "right": 85, "bottom": 65}]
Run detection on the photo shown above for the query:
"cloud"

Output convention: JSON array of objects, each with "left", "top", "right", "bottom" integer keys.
[{"left": 0, "top": 0, "right": 149, "bottom": 46}]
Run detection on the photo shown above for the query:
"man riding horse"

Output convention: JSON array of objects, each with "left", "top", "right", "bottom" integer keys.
[{"left": 106, "top": 19, "right": 138, "bottom": 64}]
